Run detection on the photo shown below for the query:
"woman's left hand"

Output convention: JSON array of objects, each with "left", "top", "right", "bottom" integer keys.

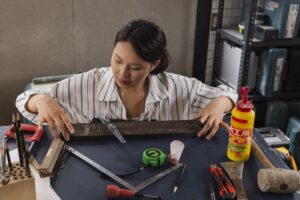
[{"left": 193, "top": 96, "right": 234, "bottom": 140}]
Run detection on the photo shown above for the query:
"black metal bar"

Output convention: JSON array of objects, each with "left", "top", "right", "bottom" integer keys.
[
  {"left": 220, "top": 29, "right": 300, "bottom": 49},
  {"left": 253, "top": 38, "right": 300, "bottom": 48},
  {"left": 249, "top": 92, "right": 300, "bottom": 103},
  {"left": 212, "top": 0, "right": 225, "bottom": 86},
  {"left": 192, "top": 0, "right": 212, "bottom": 82},
  {"left": 239, "top": 0, "right": 257, "bottom": 88}
]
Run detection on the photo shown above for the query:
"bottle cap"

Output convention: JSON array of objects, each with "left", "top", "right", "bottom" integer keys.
[{"left": 237, "top": 86, "right": 253, "bottom": 112}]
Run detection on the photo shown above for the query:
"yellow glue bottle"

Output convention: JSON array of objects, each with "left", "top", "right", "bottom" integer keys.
[{"left": 227, "top": 86, "right": 255, "bottom": 162}]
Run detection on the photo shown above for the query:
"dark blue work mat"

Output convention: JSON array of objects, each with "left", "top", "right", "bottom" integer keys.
[
  {"left": 0, "top": 125, "right": 299, "bottom": 200},
  {"left": 47, "top": 127, "right": 298, "bottom": 200}
]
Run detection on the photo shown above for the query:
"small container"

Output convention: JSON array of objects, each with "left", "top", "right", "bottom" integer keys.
[{"left": 0, "top": 162, "right": 36, "bottom": 200}]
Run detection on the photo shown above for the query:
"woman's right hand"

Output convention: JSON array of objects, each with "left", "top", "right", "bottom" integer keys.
[{"left": 26, "top": 94, "right": 75, "bottom": 140}]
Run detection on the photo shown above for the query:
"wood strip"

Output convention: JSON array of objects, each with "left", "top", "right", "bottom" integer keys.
[{"left": 71, "top": 120, "right": 203, "bottom": 140}]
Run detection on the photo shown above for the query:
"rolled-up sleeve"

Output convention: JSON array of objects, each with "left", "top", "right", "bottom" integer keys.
[
  {"left": 191, "top": 81, "right": 238, "bottom": 114},
  {"left": 213, "top": 84, "right": 238, "bottom": 104},
  {"left": 15, "top": 87, "right": 53, "bottom": 124}
]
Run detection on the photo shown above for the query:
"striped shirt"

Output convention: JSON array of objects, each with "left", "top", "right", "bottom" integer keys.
[{"left": 16, "top": 67, "right": 238, "bottom": 124}]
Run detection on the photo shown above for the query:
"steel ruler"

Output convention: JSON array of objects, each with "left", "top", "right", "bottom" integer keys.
[{"left": 65, "top": 145, "right": 182, "bottom": 192}]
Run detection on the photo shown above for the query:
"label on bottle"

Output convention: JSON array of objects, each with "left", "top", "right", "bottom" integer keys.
[{"left": 228, "top": 126, "right": 253, "bottom": 160}]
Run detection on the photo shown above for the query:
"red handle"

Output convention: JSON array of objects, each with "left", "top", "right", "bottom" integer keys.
[
  {"left": 217, "top": 167, "right": 236, "bottom": 195},
  {"left": 106, "top": 185, "right": 135, "bottom": 199},
  {"left": 5, "top": 124, "right": 44, "bottom": 142},
  {"left": 210, "top": 166, "right": 228, "bottom": 197}
]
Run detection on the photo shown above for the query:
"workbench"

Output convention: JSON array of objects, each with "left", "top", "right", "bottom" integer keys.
[{"left": 1, "top": 123, "right": 299, "bottom": 200}]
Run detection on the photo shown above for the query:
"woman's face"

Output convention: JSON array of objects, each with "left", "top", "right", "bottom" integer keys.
[{"left": 111, "top": 41, "right": 157, "bottom": 90}]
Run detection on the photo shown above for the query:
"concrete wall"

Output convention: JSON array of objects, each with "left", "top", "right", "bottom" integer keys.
[{"left": 0, "top": 0, "right": 197, "bottom": 124}]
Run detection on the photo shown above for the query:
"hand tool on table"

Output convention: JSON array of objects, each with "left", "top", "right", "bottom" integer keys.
[
  {"left": 208, "top": 180, "right": 216, "bottom": 200},
  {"left": 173, "top": 162, "right": 186, "bottom": 193},
  {"left": 216, "top": 166, "right": 236, "bottom": 196},
  {"left": 134, "top": 162, "right": 183, "bottom": 192},
  {"left": 251, "top": 138, "right": 300, "bottom": 193},
  {"left": 210, "top": 164, "right": 235, "bottom": 199},
  {"left": 5, "top": 123, "right": 44, "bottom": 155},
  {"left": 219, "top": 162, "right": 247, "bottom": 200},
  {"left": 0, "top": 139, "right": 7, "bottom": 185},
  {"left": 102, "top": 147, "right": 168, "bottom": 179},
  {"left": 106, "top": 184, "right": 162, "bottom": 199},
  {"left": 11, "top": 113, "right": 24, "bottom": 166},
  {"left": 64, "top": 145, "right": 183, "bottom": 192},
  {"left": 97, "top": 116, "right": 126, "bottom": 143},
  {"left": 4, "top": 136, "right": 12, "bottom": 170}
]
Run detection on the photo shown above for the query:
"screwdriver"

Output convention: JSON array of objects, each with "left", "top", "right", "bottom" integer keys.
[{"left": 106, "top": 184, "right": 162, "bottom": 199}]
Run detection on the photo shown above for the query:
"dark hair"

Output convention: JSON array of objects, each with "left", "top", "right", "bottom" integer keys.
[{"left": 114, "top": 19, "right": 169, "bottom": 74}]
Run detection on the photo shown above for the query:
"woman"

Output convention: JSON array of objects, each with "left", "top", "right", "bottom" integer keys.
[{"left": 16, "top": 19, "right": 237, "bottom": 141}]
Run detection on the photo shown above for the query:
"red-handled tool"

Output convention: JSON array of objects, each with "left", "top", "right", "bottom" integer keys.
[
  {"left": 5, "top": 124, "right": 43, "bottom": 142},
  {"left": 209, "top": 164, "right": 235, "bottom": 199},
  {"left": 210, "top": 166, "right": 228, "bottom": 198},
  {"left": 106, "top": 185, "right": 162, "bottom": 199},
  {"left": 5, "top": 123, "right": 44, "bottom": 154},
  {"left": 217, "top": 166, "right": 236, "bottom": 196}
]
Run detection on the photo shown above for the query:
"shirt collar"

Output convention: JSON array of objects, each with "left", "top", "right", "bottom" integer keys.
[{"left": 96, "top": 70, "right": 169, "bottom": 103}]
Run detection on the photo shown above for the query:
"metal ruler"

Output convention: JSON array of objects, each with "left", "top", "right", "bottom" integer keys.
[
  {"left": 65, "top": 145, "right": 182, "bottom": 192},
  {"left": 97, "top": 116, "right": 126, "bottom": 143},
  {"left": 135, "top": 162, "right": 183, "bottom": 192}
]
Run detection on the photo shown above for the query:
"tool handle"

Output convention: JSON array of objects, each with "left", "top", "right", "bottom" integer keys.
[
  {"left": 232, "top": 178, "right": 248, "bottom": 200},
  {"left": 217, "top": 167, "right": 236, "bottom": 195},
  {"left": 19, "top": 124, "right": 37, "bottom": 132},
  {"left": 106, "top": 184, "right": 135, "bottom": 199},
  {"left": 5, "top": 124, "right": 43, "bottom": 142},
  {"left": 210, "top": 168, "right": 228, "bottom": 197},
  {"left": 251, "top": 139, "right": 274, "bottom": 169}
]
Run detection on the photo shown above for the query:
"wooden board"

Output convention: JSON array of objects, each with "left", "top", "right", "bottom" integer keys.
[{"left": 71, "top": 120, "right": 203, "bottom": 140}]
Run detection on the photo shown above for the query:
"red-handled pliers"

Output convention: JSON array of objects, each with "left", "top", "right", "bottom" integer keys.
[
  {"left": 5, "top": 124, "right": 44, "bottom": 142},
  {"left": 5, "top": 123, "right": 44, "bottom": 155}
]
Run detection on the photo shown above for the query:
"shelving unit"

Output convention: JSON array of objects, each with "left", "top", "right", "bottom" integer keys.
[
  {"left": 212, "top": 0, "right": 300, "bottom": 103},
  {"left": 220, "top": 29, "right": 300, "bottom": 48},
  {"left": 212, "top": 0, "right": 257, "bottom": 90}
]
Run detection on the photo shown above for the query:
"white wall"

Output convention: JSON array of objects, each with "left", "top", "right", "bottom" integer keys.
[{"left": 0, "top": 0, "right": 197, "bottom": 124}]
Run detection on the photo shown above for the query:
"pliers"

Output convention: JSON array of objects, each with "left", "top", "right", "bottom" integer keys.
[{"left": 5, "top": 123, "right": 44, "bottom": 154}]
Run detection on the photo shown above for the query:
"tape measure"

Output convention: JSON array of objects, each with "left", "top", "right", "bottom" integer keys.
[{"left": 142, "top": 148, "right": 167, "bottom": 167}]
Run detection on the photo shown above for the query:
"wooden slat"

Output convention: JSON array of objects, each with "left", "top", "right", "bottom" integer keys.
[{"left": 71, "top": 120, "right": 203, "bottom": 140}]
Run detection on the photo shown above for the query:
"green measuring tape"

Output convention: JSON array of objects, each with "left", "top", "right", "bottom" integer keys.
[{"left": 142, "top": 148, "right": 167, "bottom": 167}]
